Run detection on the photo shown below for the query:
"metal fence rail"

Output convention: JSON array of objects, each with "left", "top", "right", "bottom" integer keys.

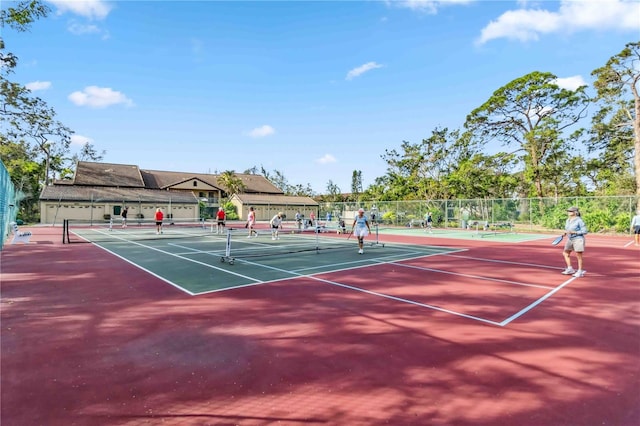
[{"left": 316, "top": 196, "right": 639, "bottom": 234}]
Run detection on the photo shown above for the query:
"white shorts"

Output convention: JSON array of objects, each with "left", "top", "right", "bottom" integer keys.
[{"left": 354, "top": 227, "right": 369, "bottom": 238}]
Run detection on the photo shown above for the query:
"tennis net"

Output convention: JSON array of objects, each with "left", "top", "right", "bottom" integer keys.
[
  {"left": 62, "top": 218, "right": 222, "bottom": 243},
  {"left": 219, "top": 226, "right": 357, "bottom": 264}
]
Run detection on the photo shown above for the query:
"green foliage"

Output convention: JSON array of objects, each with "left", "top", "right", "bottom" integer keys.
[
  {"left": 381, "top": 210, "right": 396, "bottom": 225},
  {"left": 221, "top": 201, "right": 238, "bottom": 220},
  {"left": 217, "top": 170, "right": 246, "bottom": 196},
  {"left": 590, "top": 41, "right": 639, "bottom": 200}
]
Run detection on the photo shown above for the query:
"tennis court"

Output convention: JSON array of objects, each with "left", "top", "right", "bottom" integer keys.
[{"left": 2, "top": 224, "right": 639, "bottom": 425}]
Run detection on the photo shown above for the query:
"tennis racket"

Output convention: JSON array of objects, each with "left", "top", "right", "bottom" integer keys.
[
  {"left": 551, "top": 234, "right": 564, "bottom": 246},
  {"left": 347, "top": 229, "right": 354, "bottom": 240}
]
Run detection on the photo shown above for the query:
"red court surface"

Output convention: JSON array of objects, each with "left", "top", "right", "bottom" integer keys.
[{"left": 1, "top": 226, "right": 639, "bottom": 425}]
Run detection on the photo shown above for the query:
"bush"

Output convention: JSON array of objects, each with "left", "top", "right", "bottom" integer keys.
[{"left": 381, "top": 211, "right": 396, "bottom": 225}]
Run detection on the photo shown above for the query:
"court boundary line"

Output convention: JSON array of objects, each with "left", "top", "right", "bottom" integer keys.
[
  {"left": 194, "top": 249, "right": 503, "bottom": 325},
  {"left": 81, "top": 231, "right": 576, "bottom": 326},
  {"left": 86, "top": 242, "right": 197, "bottom": 296},
  {"left": 206, "top": 248, "right": 573, "bottom": 326},
  {"left": 392, "top": 262, "right": 555, "bottom": 290},
  {"left": 443, "top": 253, "right": 566, "bottom": 271},
  {"left": 77, "top": 230, "right": 265, "bottom": 290},
  {"left": 193, "top": 248, "right": 464, "bottom": 295},
  {"left": 499, "top": 277, "right": 576, "bottom": 326}
]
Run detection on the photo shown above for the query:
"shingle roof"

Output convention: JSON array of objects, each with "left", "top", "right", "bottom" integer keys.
[
  {"left": 141, "top": 169, "right": 283, "bottom": 194},
  {"left": 40, "top": 185, "right": 198, "bottom": 203},
  {"left": 43, "top": 162, "right": 286, "bottom": 204},
  {"left": 73, "top": 162, "right": 145, "bottom": 187},
  {"left": 70, "top": 162, "right": 283, "bottom": 195},
  {"left": 232, "top": 193, "right": 318, "bottom": 206}
]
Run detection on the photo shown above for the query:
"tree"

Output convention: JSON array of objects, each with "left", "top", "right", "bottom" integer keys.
[
  {"left": 351, "top": 170, "right": 362, "bottom": 200},
  {"left": 590, "top": 41, "right": 640, "bottom": 201},
  {"left": 0, "top": 1, "right": 74, "bottom": 221},
  {"left": 60, "top": 142, "right": 106, "bottom": 180},
  {"left": 378, "top": 128, "right": 483, "bottom": 200},
  {"left": 217, "top": 170, "right": 246, "bottom": 197},
  {"left": 5, "top": 94, "right": 73, "bottom": 185},
  {"left": 464, "top": 71, "right": 590, "bottom": 199},
  {"left": 258, "top": 165, "right": 314, "bottom": 196},
  {"left": 0, "top": 1, "right": 49, "bottom": 69},
  {"left": 323, "top": 180, "right": 341, "bottom": 202},
  {"left": 447, "top": 152, "right": 519, "bottom": 199}
]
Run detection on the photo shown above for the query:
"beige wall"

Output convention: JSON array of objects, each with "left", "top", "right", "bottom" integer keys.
[{"left": 39, "top": 201, "right": 200, "bottom": 224}]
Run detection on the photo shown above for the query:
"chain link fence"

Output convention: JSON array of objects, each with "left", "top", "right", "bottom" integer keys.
[
  {"left": 316, "top": 196, "right": 639, "bottom": 234},
  {"left": 1, "top": 159, "right": 23, "bottom": 250}
]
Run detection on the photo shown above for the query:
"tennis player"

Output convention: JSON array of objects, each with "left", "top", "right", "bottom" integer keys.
[
  {"left": 155, "top": 207, "right": 164, "bottom": 234},
  {"left": 270, "top": 212, "right": 284, "bottom": 240},
  {"left": 216, "top": 207, "right": 226, "bottom": 234},
  {"left": 562, "top": 206, "right": 588, "bottom": 277},
  {"left": 424, "top": 212, "right": 433, "bottom": 233},
  {"left": 352, "top": 208, "right": 371, "bottom": 254},
  {"left": 246, "top": 206, "right": 257, "bottom": 238},
  {"left": 630, "top": 209, "right": 640, "bottom": 246},
  {"left": 121, "top": 206, "right": 128, "bottom": 229}
]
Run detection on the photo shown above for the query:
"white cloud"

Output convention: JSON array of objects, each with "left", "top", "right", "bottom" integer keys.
[
  {"left": 25, "top": 81, "right": 51, "bottom": 91},
  {"left": 68, "top": 86, "right": 134, "bottom": 108},
  {"left": 67, "top": 21, "right": 101, "bottom": 35},
  {"left": 554, "top": 75, "right": 587, "bottom": 91},
  {"left": 388, "top": 0, "right": 472, "bottom": 14},
  {"left": 477, "top": 0, "right": 640, "bottom": 44},
  {"left": 48, "top": 0, "right": 113, "bottom": 20},
  {"left": 70, "top": 134, "right": 93, "bottom": 146},
  {"left": 346, "top": 62, "right": 384, "bottom": 80},
  {"left": 316, "top": 154, "right": 337, "bottom": 165},
  {"left": 247, "top": 125, "right": 275, "bottom": 138}
]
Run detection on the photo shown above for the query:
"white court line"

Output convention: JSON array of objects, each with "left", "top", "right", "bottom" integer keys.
[
  {"left": 82, "top": 241, "right": 196, "bottom": 296},
  {"left": 87, "top": 230, "right": 568, "bottom": 326},
  {"left": 624, "top": 240, "right": 635, "bottom": 248},
  {"left": 193, "top": 248, "right": 453, "bottom": 295},
  {"left": 81, "top": 230, "right": 264, "bottom": 288},
  {"left": 500, "top": 277, "right": 577, "bottom": 326},
  {"left": 393, "top": 262, "right": 555, "bottom": 290},
  {"left": 290, "top": 249, "right": 443, "bottom": 273},
  {"left": 194, "top": 249, "right": 502, "bottom": 325},
  {"left": 443, "top": 253, "right": 564, "bottom": 271}
]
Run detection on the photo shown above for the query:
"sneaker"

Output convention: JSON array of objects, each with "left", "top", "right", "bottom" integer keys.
[
  {"left": 573, "top": 270, "right": 586, "bottom": 278},
  {"left": 272, "top": 237, "right": 276, "bottom": 241},
  {"left": 358, "top": 249, "right": 364, "bottom": 254},
  {"left": 561, "top": 267, "right": 575, "bottom": 275},
  {"left": 246, "top": 235, "right": 252, "bottom": 239}
]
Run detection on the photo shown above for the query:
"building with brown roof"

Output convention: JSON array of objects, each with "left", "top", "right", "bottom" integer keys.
[{"left": 39, "top": 161, "right": 318, "bottom": 224}]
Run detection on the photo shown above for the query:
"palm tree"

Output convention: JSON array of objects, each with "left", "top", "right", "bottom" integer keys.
[{"left": 217, "top": 170, "right": 246, "bottom": 198}]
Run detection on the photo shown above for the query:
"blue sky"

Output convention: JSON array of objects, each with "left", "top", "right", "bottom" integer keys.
[{"left": 6, "top": 0, "right": 640, "bottom": 193}]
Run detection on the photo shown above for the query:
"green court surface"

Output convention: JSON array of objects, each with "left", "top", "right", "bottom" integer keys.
[{"left": 76, "top": 229, "right": 461, "bottom": 295}]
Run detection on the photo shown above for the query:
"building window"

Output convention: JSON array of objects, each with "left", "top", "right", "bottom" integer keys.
[{"left": 193, "top": 181, "right": 198, "bottom": 187}]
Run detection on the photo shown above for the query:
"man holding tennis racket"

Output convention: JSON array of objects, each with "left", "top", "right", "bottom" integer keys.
[
  {"left": 352, "top": 208, "right": 371, "bottom": 254},
  {"left": 562, "top": 206, "right": 588, "bottom": 277}
]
